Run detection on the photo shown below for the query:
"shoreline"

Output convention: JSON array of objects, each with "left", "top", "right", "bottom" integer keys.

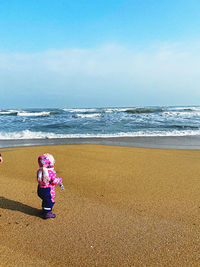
[{"left": 0, "top": 135, "right": 200, "bottom": 149}]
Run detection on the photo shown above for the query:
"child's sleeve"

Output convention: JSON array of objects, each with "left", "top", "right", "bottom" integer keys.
[{"left": 50, "top": 171, "right": 62, "bottom": 185}]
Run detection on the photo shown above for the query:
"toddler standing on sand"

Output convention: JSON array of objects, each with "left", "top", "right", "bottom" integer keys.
[{"left": 37, "top": 153, "right": 64, "bottom": 219}]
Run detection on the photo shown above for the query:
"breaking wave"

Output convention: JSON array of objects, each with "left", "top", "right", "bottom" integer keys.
[{"left": 0, "top": 129, "right": 200, "bottom": 140}]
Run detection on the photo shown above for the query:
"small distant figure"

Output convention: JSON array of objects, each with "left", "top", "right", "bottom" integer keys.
[
  {"left": 37, "top": 153, "right": 64, "bottom": 219},
  {"left": 0, "top": 153, "right": 3, "bottom": 163}
]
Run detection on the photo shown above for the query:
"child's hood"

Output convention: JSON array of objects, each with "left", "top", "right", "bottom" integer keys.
[{"left": 38, "top": 153, "right": 55, "bottom": 169}]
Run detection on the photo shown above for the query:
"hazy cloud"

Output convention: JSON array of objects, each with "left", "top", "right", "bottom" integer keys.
[{"left": 0, "top": 42, "right": 200, "bottom": 107}]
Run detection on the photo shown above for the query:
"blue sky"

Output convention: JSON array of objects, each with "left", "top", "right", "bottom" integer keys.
[{"left": 0, "top": 0, "right": 200, "bottom": 108}]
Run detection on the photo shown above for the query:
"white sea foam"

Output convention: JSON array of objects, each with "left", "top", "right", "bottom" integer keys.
[
  {"left": 17, "top": 111, "right": 50, "bottom": 117},
  {"left": 75, "top": 113, "right": 101, "bottom": 118},
  {"left": 62, "top": 108, "right": 98, "bottom": 113},
  {"left": 0, "top": 129, "right": 200, "bottom": 140},
  {"left": 163, "top": 111, "right": 200, "bottom": 117},
  {"left": 0, "top": 109, "right": 19, "bottom": 115},
  {"left": 170, "top": 106, "right": 200, "bottom": 111},
  {"left": 0, "top": 130, "right": 65, "bottom": 139},
  {"left": 103, "top": 108, "right": 129, "bottom": 113},
  {"left": 0, "top": 110, "right": 50, "bottom": 116},
  {"left": 189, "top": 107, "right": 200, "bottom": 111},
  {"left": 63, "top": 107, "right": 131, "bottom": 113}
]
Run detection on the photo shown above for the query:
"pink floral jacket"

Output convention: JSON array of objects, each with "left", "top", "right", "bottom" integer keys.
[{"left": 37, "top": 167, "right": 62, "bottom": 202}]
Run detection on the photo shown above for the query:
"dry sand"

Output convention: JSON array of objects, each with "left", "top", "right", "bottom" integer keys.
[{"left": 1, "top": 144, "right": 200, "bottom": 266}]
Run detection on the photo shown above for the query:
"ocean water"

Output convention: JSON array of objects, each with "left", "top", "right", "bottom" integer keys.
[{"left": 0, "top": 106, "right": 200, "bottom": 140}]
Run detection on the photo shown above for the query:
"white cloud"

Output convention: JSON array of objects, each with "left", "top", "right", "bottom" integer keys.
[{"left": 0, "top": 42, "right": 200, "bottom": 106}]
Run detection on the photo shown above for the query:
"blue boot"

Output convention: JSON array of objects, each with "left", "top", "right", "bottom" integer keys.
[{"left": 44, "top": 211, "right": 56, "bottom": 219}]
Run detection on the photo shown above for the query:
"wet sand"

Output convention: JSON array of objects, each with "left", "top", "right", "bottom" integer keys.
[
  {"left": 1, "top": 135, "right": 200, "bottom": 149},
  {"left": 1, "top": 144, "right": 200, "bottom": 266}
]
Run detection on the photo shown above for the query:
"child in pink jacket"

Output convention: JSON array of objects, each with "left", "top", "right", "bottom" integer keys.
[{"left": 37, "top": 153, "right": 64, "bottom": 219}]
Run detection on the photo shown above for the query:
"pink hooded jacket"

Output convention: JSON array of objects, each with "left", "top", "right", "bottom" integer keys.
[{"left": 37, "top": 153, "right": 62, "bottom": 202}]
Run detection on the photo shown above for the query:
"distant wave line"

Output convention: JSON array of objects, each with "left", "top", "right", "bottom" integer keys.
[{"left": 0, "top": 110, "right": 51, "bottom": 117}]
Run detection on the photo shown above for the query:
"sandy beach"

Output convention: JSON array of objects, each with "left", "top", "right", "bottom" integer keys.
[{"left": 1, "top": 144, "right": 200, "bottom": 266}]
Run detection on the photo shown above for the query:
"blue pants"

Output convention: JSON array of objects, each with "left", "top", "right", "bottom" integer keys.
[{"left": 37, "top": 185, "right": 55, "bottom": 212}]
